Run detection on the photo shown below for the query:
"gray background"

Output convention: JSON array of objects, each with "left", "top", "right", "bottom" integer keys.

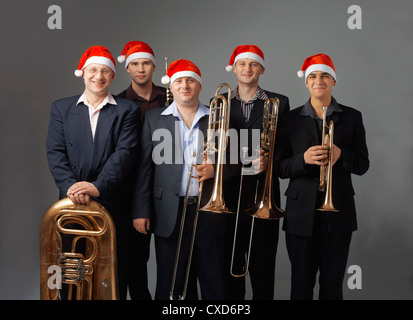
[{"left": 0, "top": 0, "right": 412, "bottom": 300}]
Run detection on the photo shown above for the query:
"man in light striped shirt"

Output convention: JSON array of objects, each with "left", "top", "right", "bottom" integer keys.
[{"left": 223, "top": 45, "right": 290, "bottom": 300}]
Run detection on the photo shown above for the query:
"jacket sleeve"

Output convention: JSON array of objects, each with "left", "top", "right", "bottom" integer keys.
[
  {"left": 334, "top": 111, "right": 369, "bottom": 176},
  {"left": 131, "top": 111, "right": 154, "bottom": 219},
  {"left": 46, "top": 101, "right": 78, "bottom": 195}
]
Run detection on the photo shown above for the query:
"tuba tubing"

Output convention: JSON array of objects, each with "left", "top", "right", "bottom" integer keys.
[{"left": 40, "top": 198, "right": 119, "bottom": 300}]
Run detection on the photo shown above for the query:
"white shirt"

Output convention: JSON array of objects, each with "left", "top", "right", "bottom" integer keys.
[
  {"left": 161, "top": 101, "right": 209, "bottom": 196},
  {"left": 76, "top": 93, "right": 117, "bottom": 140}
]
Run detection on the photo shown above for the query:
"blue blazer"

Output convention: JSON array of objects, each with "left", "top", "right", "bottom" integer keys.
[{"left": 46, "top": 94, "right": 140, "bottom": 219}]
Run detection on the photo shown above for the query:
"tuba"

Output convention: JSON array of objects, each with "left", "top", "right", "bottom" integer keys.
[
  {"left": 230, "top": 98, "right": 284, "bottom": 277},
  {"left": 317, "top": 106, "right": 338, "bottom": 212},
  {"left": 40, "top": 198, "right": 119, "bottom": 300},
  {"left": 199, "top": 83, "right": 233, "bottom": 214}
]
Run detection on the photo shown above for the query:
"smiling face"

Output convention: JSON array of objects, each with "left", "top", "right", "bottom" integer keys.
[
  {"left": 233, "top": 58, "right": 265, "bottom": 86},
  {"left": 83, "top": 63, "right": 115, "bottom": 98},
  {"left": 306, "top": 71, "right": 336, "bottom": 100},
  {"left": 126, "top": 58, "right": 155, "bottom": 86},
  {"left": 170, "top": 76, "right": 202, "bottom": 108}
]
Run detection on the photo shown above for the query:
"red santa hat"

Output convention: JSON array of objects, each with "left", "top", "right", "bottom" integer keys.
[
  {"left": 161, "top": 59, "right": 202, "bottom": 85},
  {"left": 297, "top": 53, "right": 336, "bottom": 81},
  {"left": 225, "top": 45, "right": 265, "bottom": 72},
  {"left": 117, "top": 41, "right": 156, "bottom": 68},
  {"left": 74, "top": 46, "right": 116, "bottom": 77}
]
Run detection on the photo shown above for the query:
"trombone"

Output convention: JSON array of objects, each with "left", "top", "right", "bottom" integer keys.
[
  {"left": 317, "top": 106, "right": 339, "bottom": 212},
  {"left": 199, "top": 83, "right": 233, "bottom": 214},
  {"left": 230, "top": 98, "right": 285, "bottom": 277},
  {"left": 169, "top": 83, "right": 233, "bottom": 300}
]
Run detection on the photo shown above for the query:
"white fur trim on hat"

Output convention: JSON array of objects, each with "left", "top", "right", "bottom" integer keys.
[
  {"left": 233, "top": 52, "right": 265, "bottom": 69},
  {"left": 82, "top": 56, "right": 116, "bottom": 73},
  {"left": 125, "top": 52, "right": 156, "bottom": 68},
  {"left": 170, "top": 71, "right": 202, "bottom": 85},
  {"left": 304, "top": 64, "right": 336, "bottom": 81}
]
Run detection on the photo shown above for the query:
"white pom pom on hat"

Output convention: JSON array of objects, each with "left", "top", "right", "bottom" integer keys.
[
  {"left": 117, "top": 55, "right": 126, "bottom": 63},
  {"left": 161, "top": 75, "right": 171, "bottom": 84},
  {"left": 74, "top": 69, "right": 83, "bottom": 77}
]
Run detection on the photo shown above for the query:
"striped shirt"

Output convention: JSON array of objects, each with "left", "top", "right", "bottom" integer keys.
[{"left": 231, "top": 86, "right": 268, "bottom": 122}]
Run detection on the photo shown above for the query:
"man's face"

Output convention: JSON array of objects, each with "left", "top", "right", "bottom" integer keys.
[
  {"left": 233, "top": 58, "right": 265, "bottom": 86},
  {"left": 170, "top": 77, "right": 202, "bottom": 107},
  {"left": 126, "top": 58, "right": 155, "bottom": 86},
  {"left": 83, "top": 63, "right": 114, "bottom": 97},
  {"left": 306, "top": 71, "right": 336, "bottom": 100}
]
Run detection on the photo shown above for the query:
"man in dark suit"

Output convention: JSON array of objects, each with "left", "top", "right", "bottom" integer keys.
[
  {"left": 276, "top": 53, "right": 369, "bottom": 299},
  {"left": 132, "top": 59, "right": 226, "bottom": 300},
  {"left": 115, "top": 41, "right": 169, "bottom": 300},
  {"left": 223, "top": 45, "right": 290, "bottom": 299},
  {"left": 46, "top": 46, "right": 141, "bottom": 300}
]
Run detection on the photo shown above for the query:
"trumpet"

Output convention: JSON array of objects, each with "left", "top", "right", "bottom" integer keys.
[
  {"left": 164, "top": 57, "right": 173, "bottom": 106},
  {"left": 169, "top": 83, "right": 233, "bottom": 299},
  {"left": 231, "top": 98, "right": 284, "bottom": 277},
  {"left": 317, "top": 106, "right": 339, "bottom": 212},
  {"left": 40, "top": 198, "right": 118, "bottom": 300}
]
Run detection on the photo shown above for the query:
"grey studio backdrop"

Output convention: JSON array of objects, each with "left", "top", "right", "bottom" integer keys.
[{"left": 0, "top": 0, "right": 412, "bottom": 300}]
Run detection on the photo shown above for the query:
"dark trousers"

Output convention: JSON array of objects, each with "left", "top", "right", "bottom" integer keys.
[
  {"left": 224, "top": 213, "right": 279, "bottom": 300},
  {"left": 116, "top": 223, "right": 152, "bottom": 300},
  {"left": 154, "top": 197, "right": 226, "bottom": 300},
  {"left": 285, "top": 214, "right": 352, "bottom": 300}
]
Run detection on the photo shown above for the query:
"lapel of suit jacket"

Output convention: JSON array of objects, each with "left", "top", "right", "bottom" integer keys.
[
  {"left": 71, "top": 103, "right": 93, "bottom": 178},
  {"left": 246, "top": 98, "right": 264, "bottom": 129},
  {"left": 230, "top": 98, "right": 248, "bottom": 130},
  {"left": 90, "top": 104, "right": 116, "bottom": 171},
  {"left": 162, "top": 112, "right": 183, "bottom": 167}
]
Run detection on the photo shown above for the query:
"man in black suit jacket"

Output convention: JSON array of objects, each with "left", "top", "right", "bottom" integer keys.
[
  {"left": 115, "top": 41, "right": 169, "bottom": 300},
  {"left": 223, "top": 45, "right": 290, "bottom": 300},
  {"left": 46, "top": 46, "right": 141, "bottom": 300},
  {"left": 276, "top": 53, "right": 369, "bottom": 299},
  {"left": 132, "top": 59, "right": 227, "bottom": 300}
]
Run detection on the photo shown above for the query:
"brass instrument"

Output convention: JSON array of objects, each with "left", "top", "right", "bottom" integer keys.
[
  {"left": 317, "top": 106, "right": 339, "bottom": 212},
  {"left": 40, "top": 198, "right": 119, "bottom": 300},
  {"left": 244, "top": 98, "right": 285, "bottom": 219},
  {"left": 199, "top": 83, "right": 233, "bottom": 214},
  {"left": 164, "top": 57, "right": 173, "bottom": 106},
  {"left": 230, "top": 98, "right": 284, "bottom": 277},
  {"left": 169, "top": 83, "right": 233, "bottom": 299},
  {"left": 169, "top": 151, "right": 203, "bottom": 300}
]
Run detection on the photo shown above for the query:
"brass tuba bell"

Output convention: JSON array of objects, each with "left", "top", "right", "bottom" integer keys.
[{"left": 40, "top": 198, "right": 119, "bottom": 300}]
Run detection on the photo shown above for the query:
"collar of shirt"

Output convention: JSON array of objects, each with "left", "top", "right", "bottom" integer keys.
[
  {"left": 300, "top": 96, "right": 342, "bottom": 119},
  {"left": 162, "top": 101, "right": 208, "bottom": 196},
  {"left": 76, "top": 92, "right": 117, "bottom": 110},
  {"left": 125, "top": 83, "right": 165, "bottom": 103},
  {"left": 161, "top": 101, "right": 209, "bottom": 130},
  {"left": 230, "top": 85, "right": 268, "bottom": 102}
]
